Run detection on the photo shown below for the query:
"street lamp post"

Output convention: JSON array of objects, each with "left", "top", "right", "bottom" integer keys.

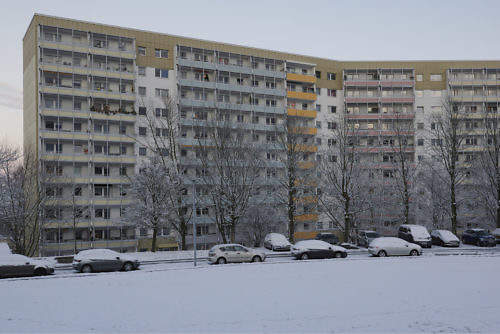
[{"left": 192, "top": 181, "right": 197, "bottom": 267}]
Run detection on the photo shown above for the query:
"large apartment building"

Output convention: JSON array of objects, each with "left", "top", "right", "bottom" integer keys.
[{"left": 23, "top": 14, "right": 500, "bottom": 255}]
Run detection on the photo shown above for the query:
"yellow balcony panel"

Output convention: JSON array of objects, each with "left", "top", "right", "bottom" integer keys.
[
  {"left": 294, "top": 231, "right": 319, "bottom": 241},
  {"left": 287, "top": 91, "right": 317, "bottom": 101},
  {"left": 295, "top": 213, "right": 318, "bottom": 222},
  {"left": 286, "top": 73, "right": 317, "bottom": 84},
  {"left": 41, "top": 154, "right": 90, "bottom": 163},
  {"left": 90, "top": 91, "right": 136, "bottom": 101},
  {"left": 92, "top": 155, "right": 136, "bottom": 164},
  {"left": 296, "top": 195, "right": 318, "bottom": 204},
  {"left": 93, "top": 198, "right": 133, "bottom": 206},
  {"left": 298, "top": 161, "right": 315, "bottom": 169},
  {"left": 291, "top": 127, "right": 317, "bottom": 136},
  {"left": 40, "top": 131, "right": 89, "bottom": 141},
  {"left": 296, "top": 144, "right": 318, "bottom": 152},
  {"left": 287, "top": 108, "right": 317, "bottom": 118},
  {"left": 41, "top": 109, "right": 77, "bottom": 118},
  {"left": 40, "top": 63, "right": 89, "bottom": 76},
  {"left": 40, "top": 86, "right": 88, "bottom": 97},
  {"left": 92, "top": 134, "right": 135, "bottom": 143}
]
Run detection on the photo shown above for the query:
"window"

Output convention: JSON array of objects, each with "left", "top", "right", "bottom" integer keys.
[
  {"left": 45, "top": 143, "right": 62, "bottom": 153},
  {"left": 416, "top": 74, "right": 423, "bottom": 81},
  {"left": 94, "top": 166, "right": 109, "bottom": 176},
  {"left": 73, "top": 123, "right": 82, "bottom": 132},
  {"left": 139, "top": 127, "right": 147, "bottom": 136},
  {"left": 417, "top": 139, "right": 424, "bottom": 146},
  {"left": 328, "top": 138, "right": 336, "bottom": 146},
  {"left": 315, "top": 71, "right": 321, "bottom": 79},
  {"left": 237, "top": 115, "right": 244, "bottom": 123},
  {"left": 252, "top": 116, "right": 259, "bottom": 124},
  {"left": 95, "top": 208, "right": 110, "bottom": 219},
  {"left": 138, "top": 86, "right": 146, "bottom": 96},
  {"left": 329, "top": 106, "right": 336, "bottom": 113},
  {"left": 155, "top": 88, "right": 168, "bottom": 97},
  {"left": 155, "top": 48, "right": 168, "bottom": 58},
  {"left": 138, "top": 107, "right": 147, "bottom": 116},
  {"left": 316, "top": 121, "right": 322, "bottom": 128},
  {"left": 155, "top": 68, "right": 169, "bottom": 78},
  {"left": 252, "top": 80, "right": 259, "bottom": 87},
  {"left": 265, "top": 82, "right": 276, "bottom": 89},
  {"left": 327, "top": 122, "right": 337, "bottom": 130},
  {"left": 417, "top": 123, "right": 424, "bottom": 130},
  {"left": 252, "top": 134, "right": 259, "bottom": 142},
  {"left": 316, "top": 104, "right": 321, "bottom": 112},
  {"left": 304, "top": 223, "right": 310, "bottom": 231},
  {"left": 139, "top": 147, "right": 147, "bottom": 156},
  {"left": 138, "top": 46, "right": 146, "bottom": 56},
  {"left": 74, "top": 100, "right": 82, "bottom": 110},
  {"left": 316, "top": 138, "right": 322, "bottom": 145},
  {"left": 430, "top": 74, "right": 442, "bottom": 81},
  {"left": 74, "top": 187, "right": 82, "bottom": 196},
  {"left": 327, "top": 72, "right": 336, "bottom": 80},
  {"left": 138, "top": 66, "right": 146, "bottom": 76},
  {"left": 316, "top": 87, "right": 321, "bottom": 95},
  {"left": 327, "top": 89, "right": 336, "bottom": 97},
  {"left": 266, "top": 99, "right": 276, "bottom": 107},
  {"left": 266, "top": 117, "right": 276, "bottom": 125}
]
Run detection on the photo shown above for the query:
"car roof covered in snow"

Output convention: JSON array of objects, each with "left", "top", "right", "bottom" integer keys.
[
  {"left": 370, "top": 237, "right": 411, "bottom": 247},
  {"left": 491, "top": 228, "right": 500, "bottom": 236},
  {"left": 74, "top": 248, "right": 129, "bottom": 260},
  {"left": 294, "top": 240, "right": 346, "bottom": 252},
  {"left": 0, "top": 242, "right": 12, "bottom": 255},
  {"left": 435, "top": 230, "right": 459, "bottom": 241}
]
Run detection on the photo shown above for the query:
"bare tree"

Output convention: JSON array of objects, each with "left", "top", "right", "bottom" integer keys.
[
  {"left": 238, "top": 204, "right": 284, "bottom": 247},
  {"left": 473, "top": 107, "right": 500, "bottom": 228},
  {"left": 0, "top": 148, "right": 48, "bottom": 256},
  {"left": 275, "top": 114, "right": 313, "bottom": 243},
  {"left": 317, "top": 116, "right": 370, "bottom": 242},
  {"left": 428, "top": 97, "right": 469, "bottom": 234},
  {"left": 135, "top": 95, "right": 192, "bottom": 249},
  {"left": 125, "top": 157, "right": 172, "bottom": 252},
  {"left": 388, "top": 115, "right": 419, "bottom": 225},
  {"left": 196, "top": 112, "right": 262, "bottom": 243}
]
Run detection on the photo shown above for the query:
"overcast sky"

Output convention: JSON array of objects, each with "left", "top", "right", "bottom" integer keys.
[{"left": 1, "top": 0, "right": 499, "bottom": 146}]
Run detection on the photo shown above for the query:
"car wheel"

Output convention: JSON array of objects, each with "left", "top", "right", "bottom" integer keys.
[
  {"left": 341, "top": 252, "right": 348, "bottom": 258},
  {"left": 81, "top": 264, "right": 92, "bottom": 273},
  {"left": 217, "top": 257, "right": 227, "bottom": 265},
  {"left": 123, "top": 262, "right": 134, "bottom": 272},
  {"left": 34, "top": 268, "right": 47, "bottom": 276},
  {"left": 252, "top": 256, "right": 262, "bottom": 262},
  {"left": 334, "top": 252, "right": 342, "bottom": 258},
  {"left": 378, "top": 250, "right": 387, "bottom": 257},
  {"left": 477, "top": 240, "right": 482, "bottom": 247},
  {"left": 271, "top": 246, "right": 275, "bottom": 251},
  {"left": 300, "top": 253, "right": 309, "bottom": 260},
  {"left": 410, "top": 249, "right": 419, "bottom": 256}
]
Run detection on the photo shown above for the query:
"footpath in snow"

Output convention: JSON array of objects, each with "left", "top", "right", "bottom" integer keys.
[{"left": 1, "top": 254, "right": 499, "bottom": 333}]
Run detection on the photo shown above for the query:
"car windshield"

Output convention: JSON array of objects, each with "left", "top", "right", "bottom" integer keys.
[{"left": 475, "top": 230, "right": 488, "bottom": 236}]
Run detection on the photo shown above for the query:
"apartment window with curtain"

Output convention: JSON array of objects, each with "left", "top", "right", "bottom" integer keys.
[{"left": 155, "top": 49, "right": 168, "bottom": 58}]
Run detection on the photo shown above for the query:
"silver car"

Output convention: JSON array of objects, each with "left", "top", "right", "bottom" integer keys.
[
  {"left": 368, "top": 237, "right": 422, "bottom": 257},
  {"left": 0, "top": 254, "right": 55, "bottom": 278},
  {"left": 73, "top": 249, "right": 140, "bottom": 273},
  {"left": 208, "top": 244, "right": 266, "bottom": 264}
]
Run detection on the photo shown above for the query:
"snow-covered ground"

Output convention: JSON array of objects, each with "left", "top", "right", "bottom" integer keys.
[{"left": 1, "top": 254, "right": 500, "bottom": 333}]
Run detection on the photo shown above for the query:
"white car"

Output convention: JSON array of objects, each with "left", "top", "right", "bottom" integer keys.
[
  {"left": 0, "top": 253, "right": 55, "bottom": 278},
  {"left": 263, "top": 233, "right": 291, "bottom": 251},
  {"left": 492, "top": 228, "right": 500, "bottom": 244},
  {"left": 431, "top": 229, "right": 460, "bottom": 247},
  {"left": 292, "top": 240, "right": 347, "bottom": 260},
  {"left": 368, "top": 237, "right": 422, "bottom": 257},
  {"left": 208, "top": 244, "right": 266, "bottom": 264}
]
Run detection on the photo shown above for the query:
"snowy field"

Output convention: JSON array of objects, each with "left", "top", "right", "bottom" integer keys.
[{"left": 1, "top": 255, "right": 500, "bottom": 333}]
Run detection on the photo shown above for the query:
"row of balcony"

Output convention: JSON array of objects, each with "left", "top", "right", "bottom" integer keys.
[
  {"left": 344, "top": 80, "right": 414, "bottom": 87},
  {"left": 39, "top": 40, "right": 135, "bottom": 59},
  {"left": 41, "top": 153, "right": 136, "bottom": 164},
  {"left": 450, "top": 95, "right": 500, "bottom": 102},
  {"left": 345, "top": 113, "right": 416, "bottom": 120},
  {"left": 178, "top": 118, "right": 285, "bottom": 133},
  {"left": 347, "top": 130, "right": 415, "bottom": 137},
  {"left": 40, "top": 108, "right": 136, "bottom": 122},
  {"left": 40, "top": 129, "right": 135, "bottom": 143},
  {"left": 41, "top": 239, "right": 137, "bottom": 252},
  {"left": 178, "top": 79, "right": 286, "bottom": 97},
  {"left": 177, "top": 58, "right": 286, "bottom": 79},
  {"left": 45, "top": 176, "right": 130, "bottom": 185},
  {"left": 40, "top": 62, "right": 135, "bottom": 80},
  {"left": 39, "top": 85, "right": 136, "bottom": 101},
  {"left": 45, "top": 197, "right": 133, "bottom": 206},
  {"left": 179, "top": 99, "right": 287, "bottom": 115},
  {"left": 345, "top": 96, "right": 415, "bottom": 104}
]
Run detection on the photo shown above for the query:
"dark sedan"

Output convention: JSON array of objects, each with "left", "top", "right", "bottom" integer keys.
[
  {"left": 315, "top": 233, "right": 339, "bottom": 245},
  {"left": 292, "top": 240, "right": 347, "bottom": 260},
  {"left": 462, "top": 229, "right": 496, "bottom": 247},
  {"left": 73, "top": 249, "right": 140, "bottom": 273},
  {"left": 0, "top": 254, "right": 54, "bottom": 278}
]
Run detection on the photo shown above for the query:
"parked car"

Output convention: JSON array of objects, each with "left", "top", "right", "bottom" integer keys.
[
  {"left": 315, "top": 233, "right": 339, "bottom": 245},
  {"left": 461, "top": 229, "right": 496, "bottom": 247},
  {"left": 357, "top": 230, "right": 380, "bottom": 247},
  {"left": 430, "top": 230, "right": 460, "bottom": 247},
  {"left": 491, "top": 228, "right": 500, "bottom": 244},
  {"left": 263, "top": 233, "right": 291, "bottom": 251},
  {"left": 208, "top": 244, "right": 266, "bottom": 264},
  {"left": 292, "top": 240, "right": 347, "bottom": 260},
  {"left": 398, "top": 224, "right": 432, "bottom": 248},
  {"left": 368, "top": 237, "right": 422, "bottom": 257},
  {"left": 72, "top": 249, "right": 140, "bottom": 273},
  {"left": 0, "top": 253, "right": 54, "bottom": 278}
]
